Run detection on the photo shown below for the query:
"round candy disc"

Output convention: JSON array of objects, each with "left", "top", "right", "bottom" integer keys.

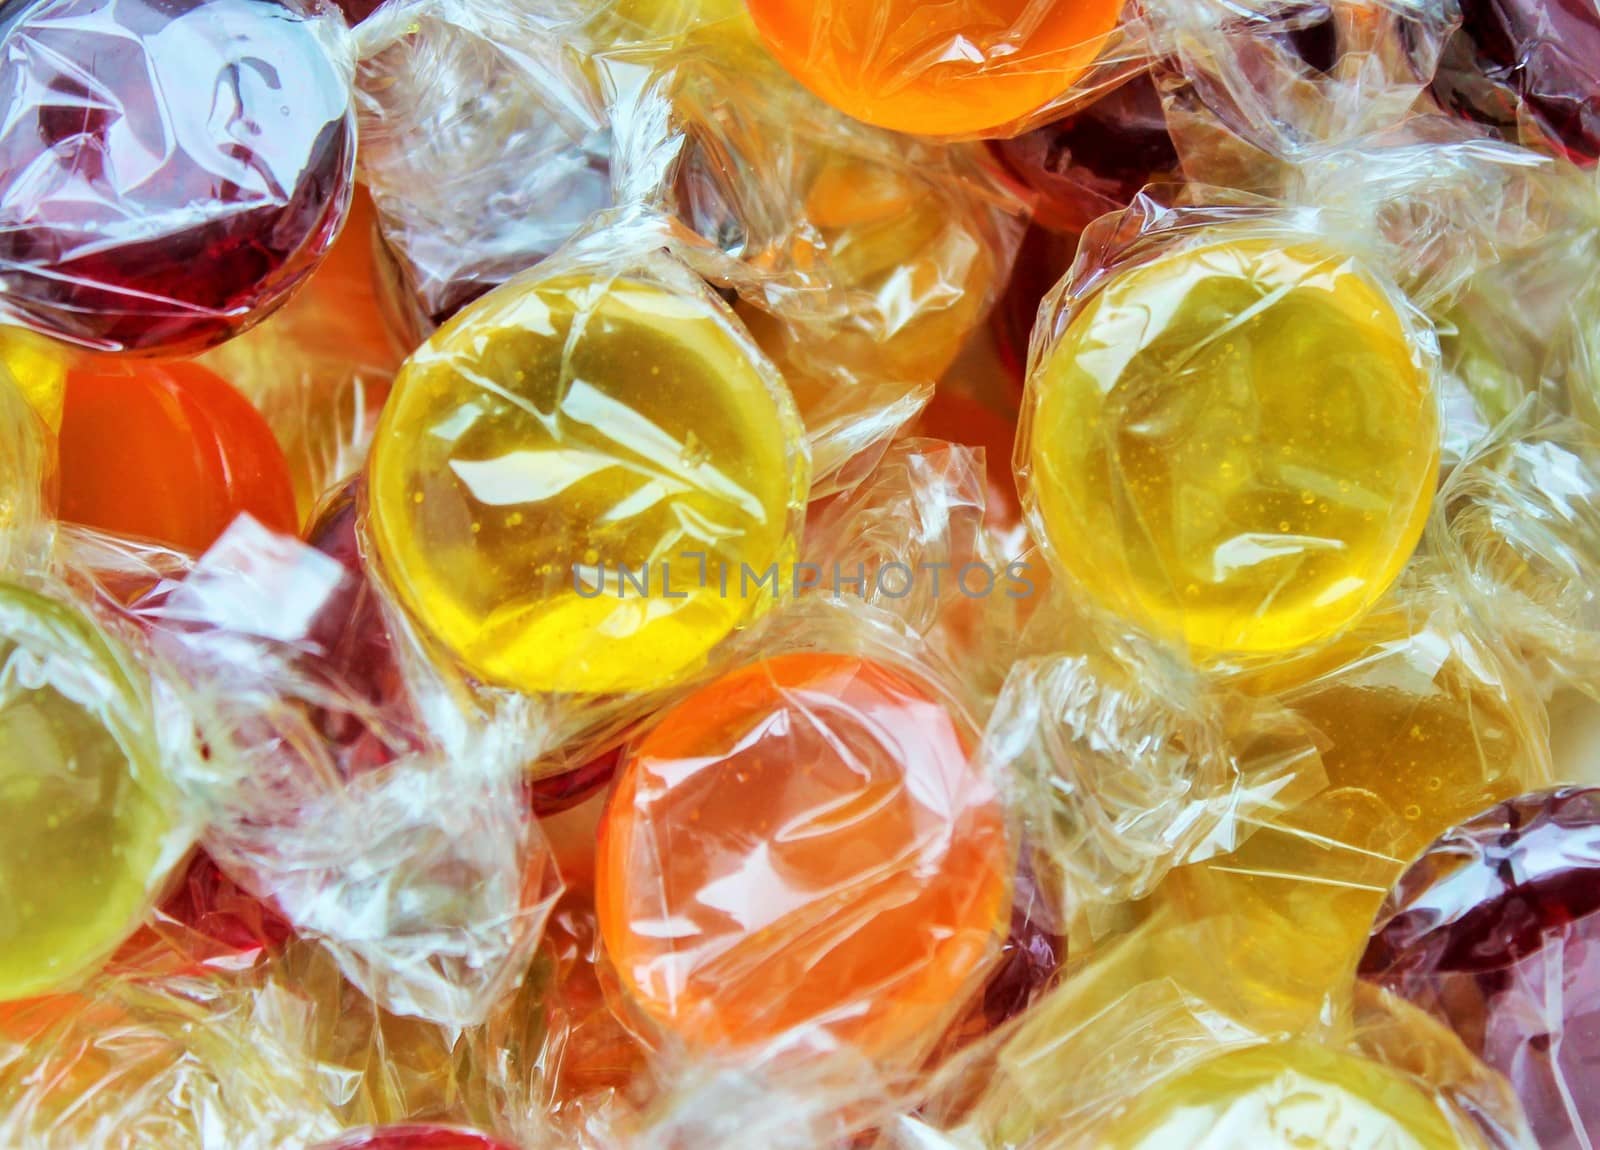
[
  {"left": 367, "top": 273, "right": 806, "bottom": 696},
  {"left": 1362, "top": 788, "right": 1600, "bottom": 1149},
  {"left": 596, "top": 652, "right": 1009, "bottom": 1057},
  {"left": 1099, "top": 1042, "right": 1461, "bottom": 1149},
  {"left": 744, "top": 0, "right": 1125, "bottom": 136},
  {"left": 58, "top": 360, "right": 298, "bottom": 553},
  {"left": 0, "top": 583, "right": 180, "bottom": 1001},
  {"left": 0, "top": 0, "right": 356, "bottom": 353},
  {"left": 1025, "top": 236, "right": 1438, "bottom": 657}
]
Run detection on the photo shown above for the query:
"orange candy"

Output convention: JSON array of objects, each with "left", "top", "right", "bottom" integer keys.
[
  {"left": 744, "top": 0, "right": 1126, "bottom": 136},
  {"left": 58, "top": 361, "right": 297, "bottom": 553},
  {"left": 596, "top": 652, "right": 1009, "bottom": 1058}
]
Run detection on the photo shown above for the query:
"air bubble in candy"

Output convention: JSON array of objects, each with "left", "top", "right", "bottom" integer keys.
[
  {"left": 1024, "top": 235, "right": 1438, "bottom": 658},
  {"left": 367, "top": 271, "right": 807, "bottom": 696},
  {"left": 0, "top": 0, "right": 356, "bottom": 353}
]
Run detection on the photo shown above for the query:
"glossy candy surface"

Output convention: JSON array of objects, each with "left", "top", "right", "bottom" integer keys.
[
  {"left": 987, "top": 71, "right": 1179, "bottom": 236},
  {"left": 1437, "top": 0, "right": 1600, "bottom": 165},
  {"left": 0, "top": 583, "right": 179, "bottom": 1001},
  {"left": 1361, "top": 788, "right": 1600, "bottom": 1149},
  {"left": 1097, "top": 1042, "right": 1462, "bottom": 1148},
  {"left": 0, "top": 0, "right": 356, "bottom": 353},
  {"left": 744, "top": 0, "right": 1126, "bottom": 137},
  {"left": 312, "top": 1127, "right": 517, "bottom": 1150},
  {"left": 59, "top": 361, "right": 298, "bottom": 553},
  {"left": 367, "top": 273, "right": 806, "bottom": 696},
  {"left": 1025, "top": 236, "right": 1438, "bottom": 658},
  {"left": 596, "top": 653, "right": 1009, "bottom": 1057},
  {"left": 1164, "top": 615, "right": 1541, "bottom": 1027}
]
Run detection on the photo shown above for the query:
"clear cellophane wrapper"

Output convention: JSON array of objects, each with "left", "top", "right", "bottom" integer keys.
[
  {"left": 603, "top": 20, "right": 1027, "bottom": 494},
  {"left": 1149, "top": 0, "right": 1455, "bottom": 184},
  {"left": 357, "top": 223, "right": 811, "bottom": 778},
  {"left": 62, "top": 517, "right": 562, "bottom": 1030},
  {"left": 353, "top": 0, "right": 614, "bottom": 340},
  {"left": 0, "top": 0, "right": 358, "bottom": 355}
]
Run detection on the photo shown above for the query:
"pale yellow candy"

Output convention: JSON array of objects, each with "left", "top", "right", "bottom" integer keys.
[
  {"left": 1099, "top": 1042, "right": 1462, "bottom": 1149},
  {"left": 368, "top": 273, "right": 806, "bottom": 695},
  {"left": 1026, "top": 237, "right": 1438, "bottom": 658},
  {"left": 0, "top": 584, "right": 179, "bottom": 1001}
]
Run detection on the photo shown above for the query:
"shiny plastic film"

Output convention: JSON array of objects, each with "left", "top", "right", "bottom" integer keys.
[
  {"left": 0, "top": 356, "right": 53, "bottom": 572},
  {"left": 1150, "top": 0, "right": 1456, "bottom": 176},
  {"left": 0, "top": 577, "right": 196, "bottom": 1003},
  {"left": 738, "top": 0, "right": 1151, "bottom": 139},
  {"left": 118, "top": 517, "right": 562, "bottom": 1026},
  {"left": 626, "top": 27, "right": 1025, "bottom": 492},
  {"left": 1017, "top": 206, "right": 1442, "bottom": 665},
  {"left": 353, "top": 0, "right": 613, "bottom": 338},
  {"left": 365, "top": 232, "right": 810, "bottom": 701},
  {"left": 1361, "top": 787, "right": 1600, "bottom": 1149},
  {"left": 0, "top": 0, "right": 359, "bottom": 354},
  {"left": 594, "top": 629, "right": 1011, "bottom": 1066}
]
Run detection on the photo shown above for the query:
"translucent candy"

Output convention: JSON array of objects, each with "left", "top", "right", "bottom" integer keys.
[
  {"left": 1161, "top": 606, "right": 1547, "bottom": 1028},
  {"left": 312, "top": 1130, "right": 517, "bottom": 1150},
  {"left": 58, "top": 360, "right": 299, "bottom": 553},
  {"left": 1362, "top": 787, "right": 1600, "bottom": 1149},
  {"left": 1097, "top": 1042, "right": 1465, "bottom": 1149},
  {"left": 595, "top": 652, "right": 1009, "bottom": 1059},
  {"left": 0, "top": 583, "right": 185, "bottom": 1001},
  {"left": 744, "top": 0, "right": 1129, "bottom": 137},
  {"left": 1022, "top": 234, "right": 1439, "bottom": 658},
  {"left": 367, "top": 268, "right": 808, "bottom": 696},
  {"left": 1436, "top": 0, "right": 1600, "bottom": 165},
  {"left": 0, "top": 325, "right": 67, "bottom": 432},
  {"left": 987, "top": 71, "right": 1179, "bottom": 236},
  {"left": 0, "top": 0, "right": 357, "bottom": 354}
]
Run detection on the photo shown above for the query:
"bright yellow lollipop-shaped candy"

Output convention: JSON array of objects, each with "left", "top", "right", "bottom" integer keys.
[
  {"left": 0, "top": 584, "right": 183, "bottom": 1001},
  {"left": 1024, "top": 235, "right": 1438, "bottom": 658},
  {"left": 368, "top": 269, "right": 808, "bottom": 695}
]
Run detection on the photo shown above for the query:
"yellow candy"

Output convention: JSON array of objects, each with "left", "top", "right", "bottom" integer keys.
[
  {"left": 0, "top": 325, "right": 66, "bottom": 433},
  {"left": 1024, "top": 237, "right": 1438, "bottom": 658},
  {"left": 368, "top": 272, "right": 807, "bottom": 695},
  {"left": 1099, "top": 1042, "right": 1463, "bottom": 1149},
  {"left": 1161, "top": 614, "right": 1543, "bottom": 1029},
  {"left": 0, "top": 584, "right": 179, "bottom": 1001}
]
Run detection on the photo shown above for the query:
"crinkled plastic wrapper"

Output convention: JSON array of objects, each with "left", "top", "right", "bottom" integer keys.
[
  {"left": 591, "top": 608, "right": 1012, "bottom": 1069},
  {"left": 0, "top": 357, "right": 54, "bottom": 572},
  {"left": 954, "top": 953, "right": 1536, "bottom": 1148},
  {"left": 735, "top": 0, "right": 1150, "bottom": 139},
  {"left": 1150, "top": 0, "right": 1455, "bottom": 182},
  {"left": 0, "top": 0, "right": 358, "bottom": 354},
  {"left": 354, "top": 0, "right": 613, "bottom": 338},
  {"left": 986, "top": 616, "right": 1326, "bottom": 913},
  {"left": 203, "top": 189, "right": 404, "bottom": 524},
  {"left": 0, "top": 574, "right": 199, "bottom": 1004},
  {"left": 1362, "top": 787, "right": 1600, "bottom": 1150},
  {"left": 84, "top": 517, "right": 563, "bottom": 1027},
  {"left": 1017, "top": 202, "right": 1442, "bottom": 665},
  {"left": 618, "top": 26, "right": 1024, "bottom": 494},
  {"left": 362, "top": 226, "right": 810, "bottom": 749}
]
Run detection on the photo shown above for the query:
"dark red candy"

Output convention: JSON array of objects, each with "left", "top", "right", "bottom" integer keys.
[
  {"left": 312, "top": 1127, "right": 518, "bottom": 1150},
  {"left": 986, "top": 71, "right": 1180, "bottom": 236},
  {"left": 990, "top": 224, "right": 1079, "bottom": 389},
  {"left": 1360, "top": 788, "right": 1600, "bottom": 1150},
  {"left": 1435, "top": 0, "right": 1600, "bottom": 165},
  {"left": 0, "top": 0, "right": 356, "bottom": 353}
]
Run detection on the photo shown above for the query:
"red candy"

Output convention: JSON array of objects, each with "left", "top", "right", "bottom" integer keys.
[
  {"left": 58, "top": 360, "right": 298, "bottom": 552},
  {"left": 986, "top": 72, "right": 1180, "bottom": 236},
  {"left": 312, "top": 1127, "right": 517, "bottom": 1150},
  {"left": 0, "top": 0, "right": 356, "bottom": 353},
  {"left": 1361, "top": 788, "right": 1600, "bottom": 1149}
]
